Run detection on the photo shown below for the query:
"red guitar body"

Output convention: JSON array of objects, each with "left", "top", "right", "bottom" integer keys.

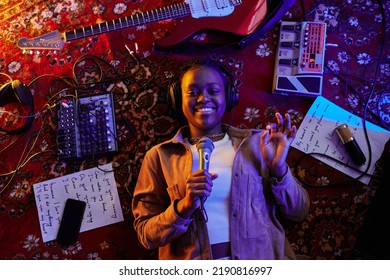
[{"left": 154, "top": 0, "right": 268, "bottom": 52}]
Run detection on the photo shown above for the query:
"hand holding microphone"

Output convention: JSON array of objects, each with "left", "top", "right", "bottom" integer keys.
[{"left": 196, "top": 137, "right": 214, "bottom": 211}]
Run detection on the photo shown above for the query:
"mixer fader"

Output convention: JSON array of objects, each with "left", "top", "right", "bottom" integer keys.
[{"left": 57, "top": 92, "right": 118, "bottom": 160}]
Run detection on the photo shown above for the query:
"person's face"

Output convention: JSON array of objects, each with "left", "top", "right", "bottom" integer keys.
[{"left": 181, "top": 66, "right": 226, "bottom": 136}]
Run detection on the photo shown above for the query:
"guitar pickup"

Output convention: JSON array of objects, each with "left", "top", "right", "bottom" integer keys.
[{"left": 188, "top": 0, "right": 235, "bottom": 18}]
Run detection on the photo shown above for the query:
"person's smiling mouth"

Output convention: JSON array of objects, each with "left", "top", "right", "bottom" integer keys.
[{"left": 195, "top": 107, "right": 215, "bottom": 113}]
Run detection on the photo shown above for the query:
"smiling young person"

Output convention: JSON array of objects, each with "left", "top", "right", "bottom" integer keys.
[{"left": 131, "top": 58, "right": 310, "bottom": 260}]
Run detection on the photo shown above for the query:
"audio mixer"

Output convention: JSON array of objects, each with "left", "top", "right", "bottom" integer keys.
[
  {"left": 57, "top": 92, "right": 118, "bottom": 160},
  {"left": 272, "top": 21, "right": 327, "bottom": 97}
]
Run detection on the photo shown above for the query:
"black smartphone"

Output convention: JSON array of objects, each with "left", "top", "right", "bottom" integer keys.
[{"left": 57, "top": 198, "right": 86, "bottom": 246}]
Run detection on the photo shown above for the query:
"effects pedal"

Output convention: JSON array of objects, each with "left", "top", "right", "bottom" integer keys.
[
  {"left": 57, "top": 92, "right": 118, "bottom": 160},
  {"left": 272, "top": 21, "right": 327, "bottom": 97}
]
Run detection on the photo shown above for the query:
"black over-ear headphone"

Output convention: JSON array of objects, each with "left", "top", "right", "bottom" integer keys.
[
  {"left": 168, "top": 58, "right": 239, "bottom": 116},
  {"left": 0, "top": 80, "right": 34, "bottom": 134}
]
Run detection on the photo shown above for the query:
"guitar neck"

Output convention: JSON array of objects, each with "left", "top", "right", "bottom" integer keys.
[
  {"left": 17, "top": 0, "right": 243, "bottom": 51},
  {"left": 65, "top": 2, "right": 190, "bottom": 41}
]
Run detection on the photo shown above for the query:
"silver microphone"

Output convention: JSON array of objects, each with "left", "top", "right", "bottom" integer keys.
[{"left": 196, "top": 137, "right": 214, "bottom": 211}]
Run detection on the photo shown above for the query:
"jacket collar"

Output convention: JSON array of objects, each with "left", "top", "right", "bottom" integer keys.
[{"left": 170, "top": 124, "right": 254, "bottom": 146}]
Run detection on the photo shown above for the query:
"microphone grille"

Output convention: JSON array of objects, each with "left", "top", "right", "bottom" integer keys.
[
  {"left": 335, "top": 124, "right": 354, "bottom": 144},
  {"left": 196, "top": 137, "right": 215, "bottom": 152}
]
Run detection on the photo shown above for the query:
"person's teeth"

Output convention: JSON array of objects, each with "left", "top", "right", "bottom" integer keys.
[{"left": 198, "top": 108, "right": 213, "bottom": 112}]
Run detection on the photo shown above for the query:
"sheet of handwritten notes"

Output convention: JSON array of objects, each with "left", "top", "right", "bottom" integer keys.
[
  {"left": 292, "top": 96, "right": 390, "bottom": 185},
  {"left": 33, "top": 163, "right": 124, "bottom": 243}
]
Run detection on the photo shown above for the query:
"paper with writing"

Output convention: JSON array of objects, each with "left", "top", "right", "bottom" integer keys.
[
  {"left": 292, "top": 96, "right": 390, "bottom": 185},
  {"left": 33, "top": 163, "right": 124, "bottom": 243}
]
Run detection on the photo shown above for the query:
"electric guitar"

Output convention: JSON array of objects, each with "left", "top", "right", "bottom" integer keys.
[{"left": 17, "top": 0, "right": 267, "bottom": 52}]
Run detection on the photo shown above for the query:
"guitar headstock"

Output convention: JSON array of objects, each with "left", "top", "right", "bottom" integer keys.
[{"left": 17, "top": 30, "right": 65, "bottom": 53}]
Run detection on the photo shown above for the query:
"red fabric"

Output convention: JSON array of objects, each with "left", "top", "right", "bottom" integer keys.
[{"left": 0, "top": 0, "right": 389, "bottom": 259}]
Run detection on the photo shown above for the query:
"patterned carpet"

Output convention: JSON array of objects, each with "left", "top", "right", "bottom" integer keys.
[{"left": 0, "top": 0, "right": 389, "bottom": 259}]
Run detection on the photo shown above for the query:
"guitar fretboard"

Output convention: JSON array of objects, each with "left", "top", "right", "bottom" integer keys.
[
  {"left": 65, "top": 2, "right": 190, "bottom": 41},
  {"left": 17, "top": 0, "right": 244, "bottom": 51}
]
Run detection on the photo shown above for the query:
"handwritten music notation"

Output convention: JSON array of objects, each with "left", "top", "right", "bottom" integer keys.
[
  {"left": 292, "top": 96, "right": 390, "bottom": 184},
  {"left": 33, "top": 163, "right": 124, "bottom": 243}
]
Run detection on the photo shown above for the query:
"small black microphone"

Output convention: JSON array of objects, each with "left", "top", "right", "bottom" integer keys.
[
  {"left": 196, "top": 137, "right": 215, "bottom": 211},
  {"left": 335, "top": 124, "right": 366, "bottom": 165}
]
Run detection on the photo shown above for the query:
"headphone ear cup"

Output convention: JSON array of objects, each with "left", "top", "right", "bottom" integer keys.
[
  {"left": 225, "top": 83, "right": 232, "bottom": 112},
  {"left": 225, "top": 81, "right": 238, "bottom": 112},
  {"left": 12, "top": 80, "right": 33, "bottom": 107},
  {"left": 168, "top": 82, "right": 182, "bottom": 115}
]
